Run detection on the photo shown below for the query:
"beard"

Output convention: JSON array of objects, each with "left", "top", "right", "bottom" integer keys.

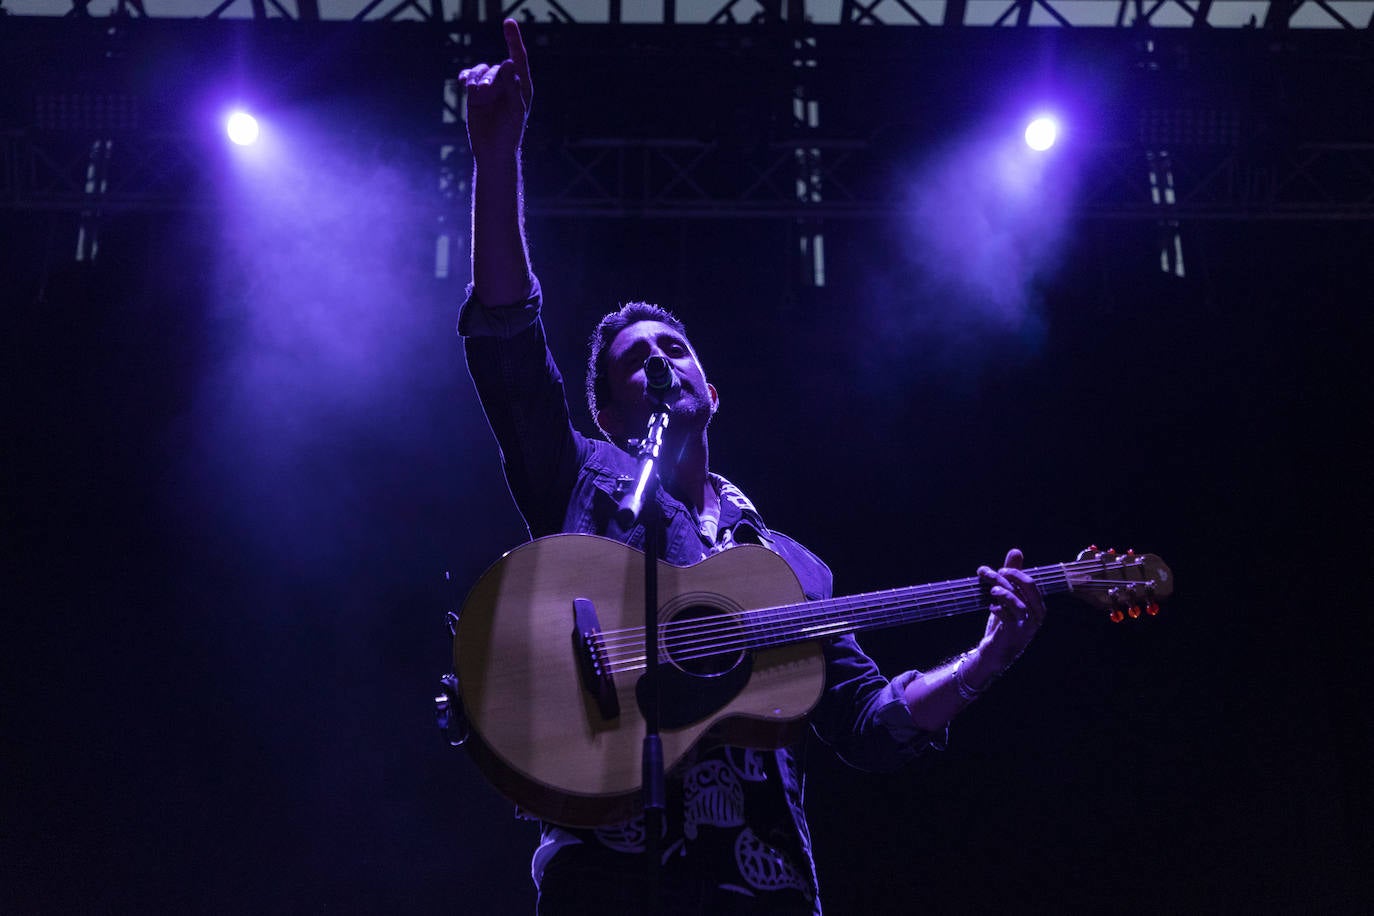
[
  {"left": 665, "top": 384, "right": 714, "bottom": 429},
  {"left": 613, "top": 383, "right": 714, "bottom": 451}
]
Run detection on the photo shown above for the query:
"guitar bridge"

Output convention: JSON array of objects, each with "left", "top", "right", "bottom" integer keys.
[{"left": 573, "top": 598, "right": 620, "bottom": 721}]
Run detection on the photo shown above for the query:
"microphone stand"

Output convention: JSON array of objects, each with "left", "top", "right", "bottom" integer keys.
[{"left": 615, "top": 404, "right": 672, "bottom": 915}]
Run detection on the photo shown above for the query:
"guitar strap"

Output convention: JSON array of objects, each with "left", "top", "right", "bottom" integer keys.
[{"left": 704, "top": 473, "right": 770, "bottom": 554}]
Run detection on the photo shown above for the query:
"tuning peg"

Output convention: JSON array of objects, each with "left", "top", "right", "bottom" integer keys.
[
  {"left": 1126, "top": 548, "right": 1136, "bottom": 557},
  {"left": 1106, "top": 547, "right": 1117, "bottom": 556},
  {"left": 1109, "top": 609, "right": 1126, "bottom": 624},
  {"left": 1145, "top": 602, "right": 1161, "bottom": 617},
  {"left": 1127, "top": 605, "right": 1142, "bottom": 619}
]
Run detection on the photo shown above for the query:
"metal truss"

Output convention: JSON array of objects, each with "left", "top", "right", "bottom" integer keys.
[
  {"left": 1079, "top": 141, "right": 1374, "bottom": 220},
  {"left": 530, "top": 136, "right": 1374, "bottom": 220},
  {"left": 0, "top": 128, "right": 216, "bottom": 213},
  {"left": 523, "top": 137, "right": 874, "bottom": 219},
  {"left": 2, "top": 0, "right": 1370, "bottom": 29},
  {"left": 3, "top": 12, "right": 1371, "bottom": 226},
  {"left": 9, "top": 126, "right": 1370, "bottom": 220}
]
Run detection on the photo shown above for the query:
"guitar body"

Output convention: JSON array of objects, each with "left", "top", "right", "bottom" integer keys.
[
  {"left": 453, "top": 534, "right": 826, "bottom": 828},
  {"left": 452, "top": 534, "right": 1173, "bottom": 827}
]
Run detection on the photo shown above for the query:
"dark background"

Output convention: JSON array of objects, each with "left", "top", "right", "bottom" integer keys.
[{"left": 3, "top": 19, "right": 1371, "bottom": 915}]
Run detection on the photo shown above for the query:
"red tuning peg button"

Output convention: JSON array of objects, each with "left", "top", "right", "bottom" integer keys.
[
  {"left": 1146, "top": 602, "right": 1161, "bottom": 616},
  {"left": 1127, "top": 605, "right": 1142, "bottom": 619},
  {"left": 1109, "top": 609, "right": 1126, "bottom": 624}
]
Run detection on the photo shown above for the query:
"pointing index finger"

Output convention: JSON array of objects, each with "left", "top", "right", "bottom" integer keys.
[{"left": 503, "top": 18, "right": 531, "bottom": 85}]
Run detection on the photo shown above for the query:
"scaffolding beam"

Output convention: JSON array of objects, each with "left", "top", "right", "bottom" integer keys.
[{"left": 1, "top": 0, "right": 1370, "bottom": 28}]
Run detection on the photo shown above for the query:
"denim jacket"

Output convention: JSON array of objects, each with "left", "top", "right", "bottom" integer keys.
[{"left": 460, "top": 279, "right": 940, "bottom": 912}]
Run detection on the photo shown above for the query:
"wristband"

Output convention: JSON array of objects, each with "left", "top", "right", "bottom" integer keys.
[{"left": 952, "top": 653, "right": 985, "bottom": 702}]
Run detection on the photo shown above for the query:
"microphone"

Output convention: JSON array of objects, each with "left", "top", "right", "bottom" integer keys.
[{"left": 644, "top": 356, "right": 680, "bottom": 402}]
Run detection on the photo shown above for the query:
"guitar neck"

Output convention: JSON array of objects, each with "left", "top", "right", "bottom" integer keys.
[{"left": 740, "top": 563, "right": 1075, "bottom": 650}]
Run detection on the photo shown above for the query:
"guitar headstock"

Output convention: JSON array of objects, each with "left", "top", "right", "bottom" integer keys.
[{"left": 1065, "top": 547, "right": 1173, "bottom": 623}]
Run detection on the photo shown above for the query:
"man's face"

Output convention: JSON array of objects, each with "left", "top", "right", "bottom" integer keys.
[{"left": 598, "top": 320, "right": 718, "bottom": 441}]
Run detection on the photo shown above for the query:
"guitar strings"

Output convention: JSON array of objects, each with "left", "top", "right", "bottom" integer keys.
[
  {"left": 588, "top": 560, "right": 1157, "bottom": 673},
  {"left": 606, "top": 597, "right": 988, "bottom": 674},
  {"left": 599, "top": 576, "right": 1153, "bottom": 675},
  {"left": 599, "top": 584, "right": 995, "bottom": 654},
  {"left": 600, "top": 592, "right": 983, "bottom": 672},
  {"left": 594, "top": 573, "right": 1035, "bottom": 657},
  {"left": 592, "top": 561, "right": 1082, "bottom": 647},
  {"left": 611, "top": 597, "right": 985, "bottom": 671},
  {"left": 592, "top": 559, "right": 1096, "bottom": 652},
  {"left": 596, "top": 563, "right": 1154, "bottom": 670},
  {"left": 593, "top": 560, "right": 1136, "bottom": 662}
]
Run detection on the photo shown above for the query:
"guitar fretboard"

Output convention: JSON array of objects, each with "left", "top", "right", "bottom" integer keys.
[{"left": 736, "top": 563, "right": 1074, "bottom": 651}]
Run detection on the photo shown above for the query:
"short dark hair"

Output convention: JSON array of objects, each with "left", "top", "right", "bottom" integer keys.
[{"left": 586, "top": 302, "right": 688, "bottom": 439}]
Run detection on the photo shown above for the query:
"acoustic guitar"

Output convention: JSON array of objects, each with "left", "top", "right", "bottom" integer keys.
[{"left": 450, "top": 534, "right": 1171, "bottom": 827}]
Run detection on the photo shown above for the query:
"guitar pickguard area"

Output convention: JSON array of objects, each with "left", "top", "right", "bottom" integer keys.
[
  {"left": 638, "top": 649, "right": 754, "bottom": 731},
  {"left": 641, "top": 596, "right": 754, "bottom": 729}
]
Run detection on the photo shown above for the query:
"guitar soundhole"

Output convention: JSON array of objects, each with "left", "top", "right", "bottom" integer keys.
[{"left": 663, "top": 604, "right": 746, "bottom": 677}]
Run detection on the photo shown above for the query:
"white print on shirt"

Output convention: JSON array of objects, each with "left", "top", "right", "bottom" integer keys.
[
  {"left": 734, "top": 829, "right": 811, "bottom": 895},
  {"left": 681, "top": 748, "right": 771, "bottom": 841},
  {"left": 593, "top": 817, "right": 647, "bottom": 854},
  {"left": 682, "top": 759, "right": 744, "bottom": 840},
  {"left": 726, "top": 747, "right": 768, "bottom": 783},
  {"left": 705, "top": 525, "right": 734, "bottom": 555}
]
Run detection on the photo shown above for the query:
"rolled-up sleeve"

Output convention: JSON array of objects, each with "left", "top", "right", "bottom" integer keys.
[
  {"left": 459, "top": 275, "right": 584, "bottom": 539},
  {"left": 457, "top": 277, "right": 543, "bottom": 339},
  {"left": 809, "top": 635, "right": 948, "bottom": 772}
]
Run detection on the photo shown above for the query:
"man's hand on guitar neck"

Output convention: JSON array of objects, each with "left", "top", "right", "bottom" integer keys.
[
  {"left": 901, "top": 548, "right": 1046, "bottom": 731},
  {"left": 972, "top": 547, "right": 1046, "bottom": 678}
]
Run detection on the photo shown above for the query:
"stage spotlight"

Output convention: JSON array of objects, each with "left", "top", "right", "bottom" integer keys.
[
  {"left": 1024, "top": 117, "right": 1057, "bottom": 151},
  {"left": 226, "top": 111, "right": 260, "bottom": 146}
]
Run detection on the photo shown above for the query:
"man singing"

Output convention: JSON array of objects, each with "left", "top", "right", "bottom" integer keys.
[{"left": 457, "top": 20, "right": 1046, "bottom": 915}]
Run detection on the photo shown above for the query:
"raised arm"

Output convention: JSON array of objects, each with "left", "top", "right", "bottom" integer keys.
[
  {"left": 457, "top": 21, "right": 585, "bottom": 537},
  {"left": 461, "top": 18, "right": 534, "bottom": 307}
]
